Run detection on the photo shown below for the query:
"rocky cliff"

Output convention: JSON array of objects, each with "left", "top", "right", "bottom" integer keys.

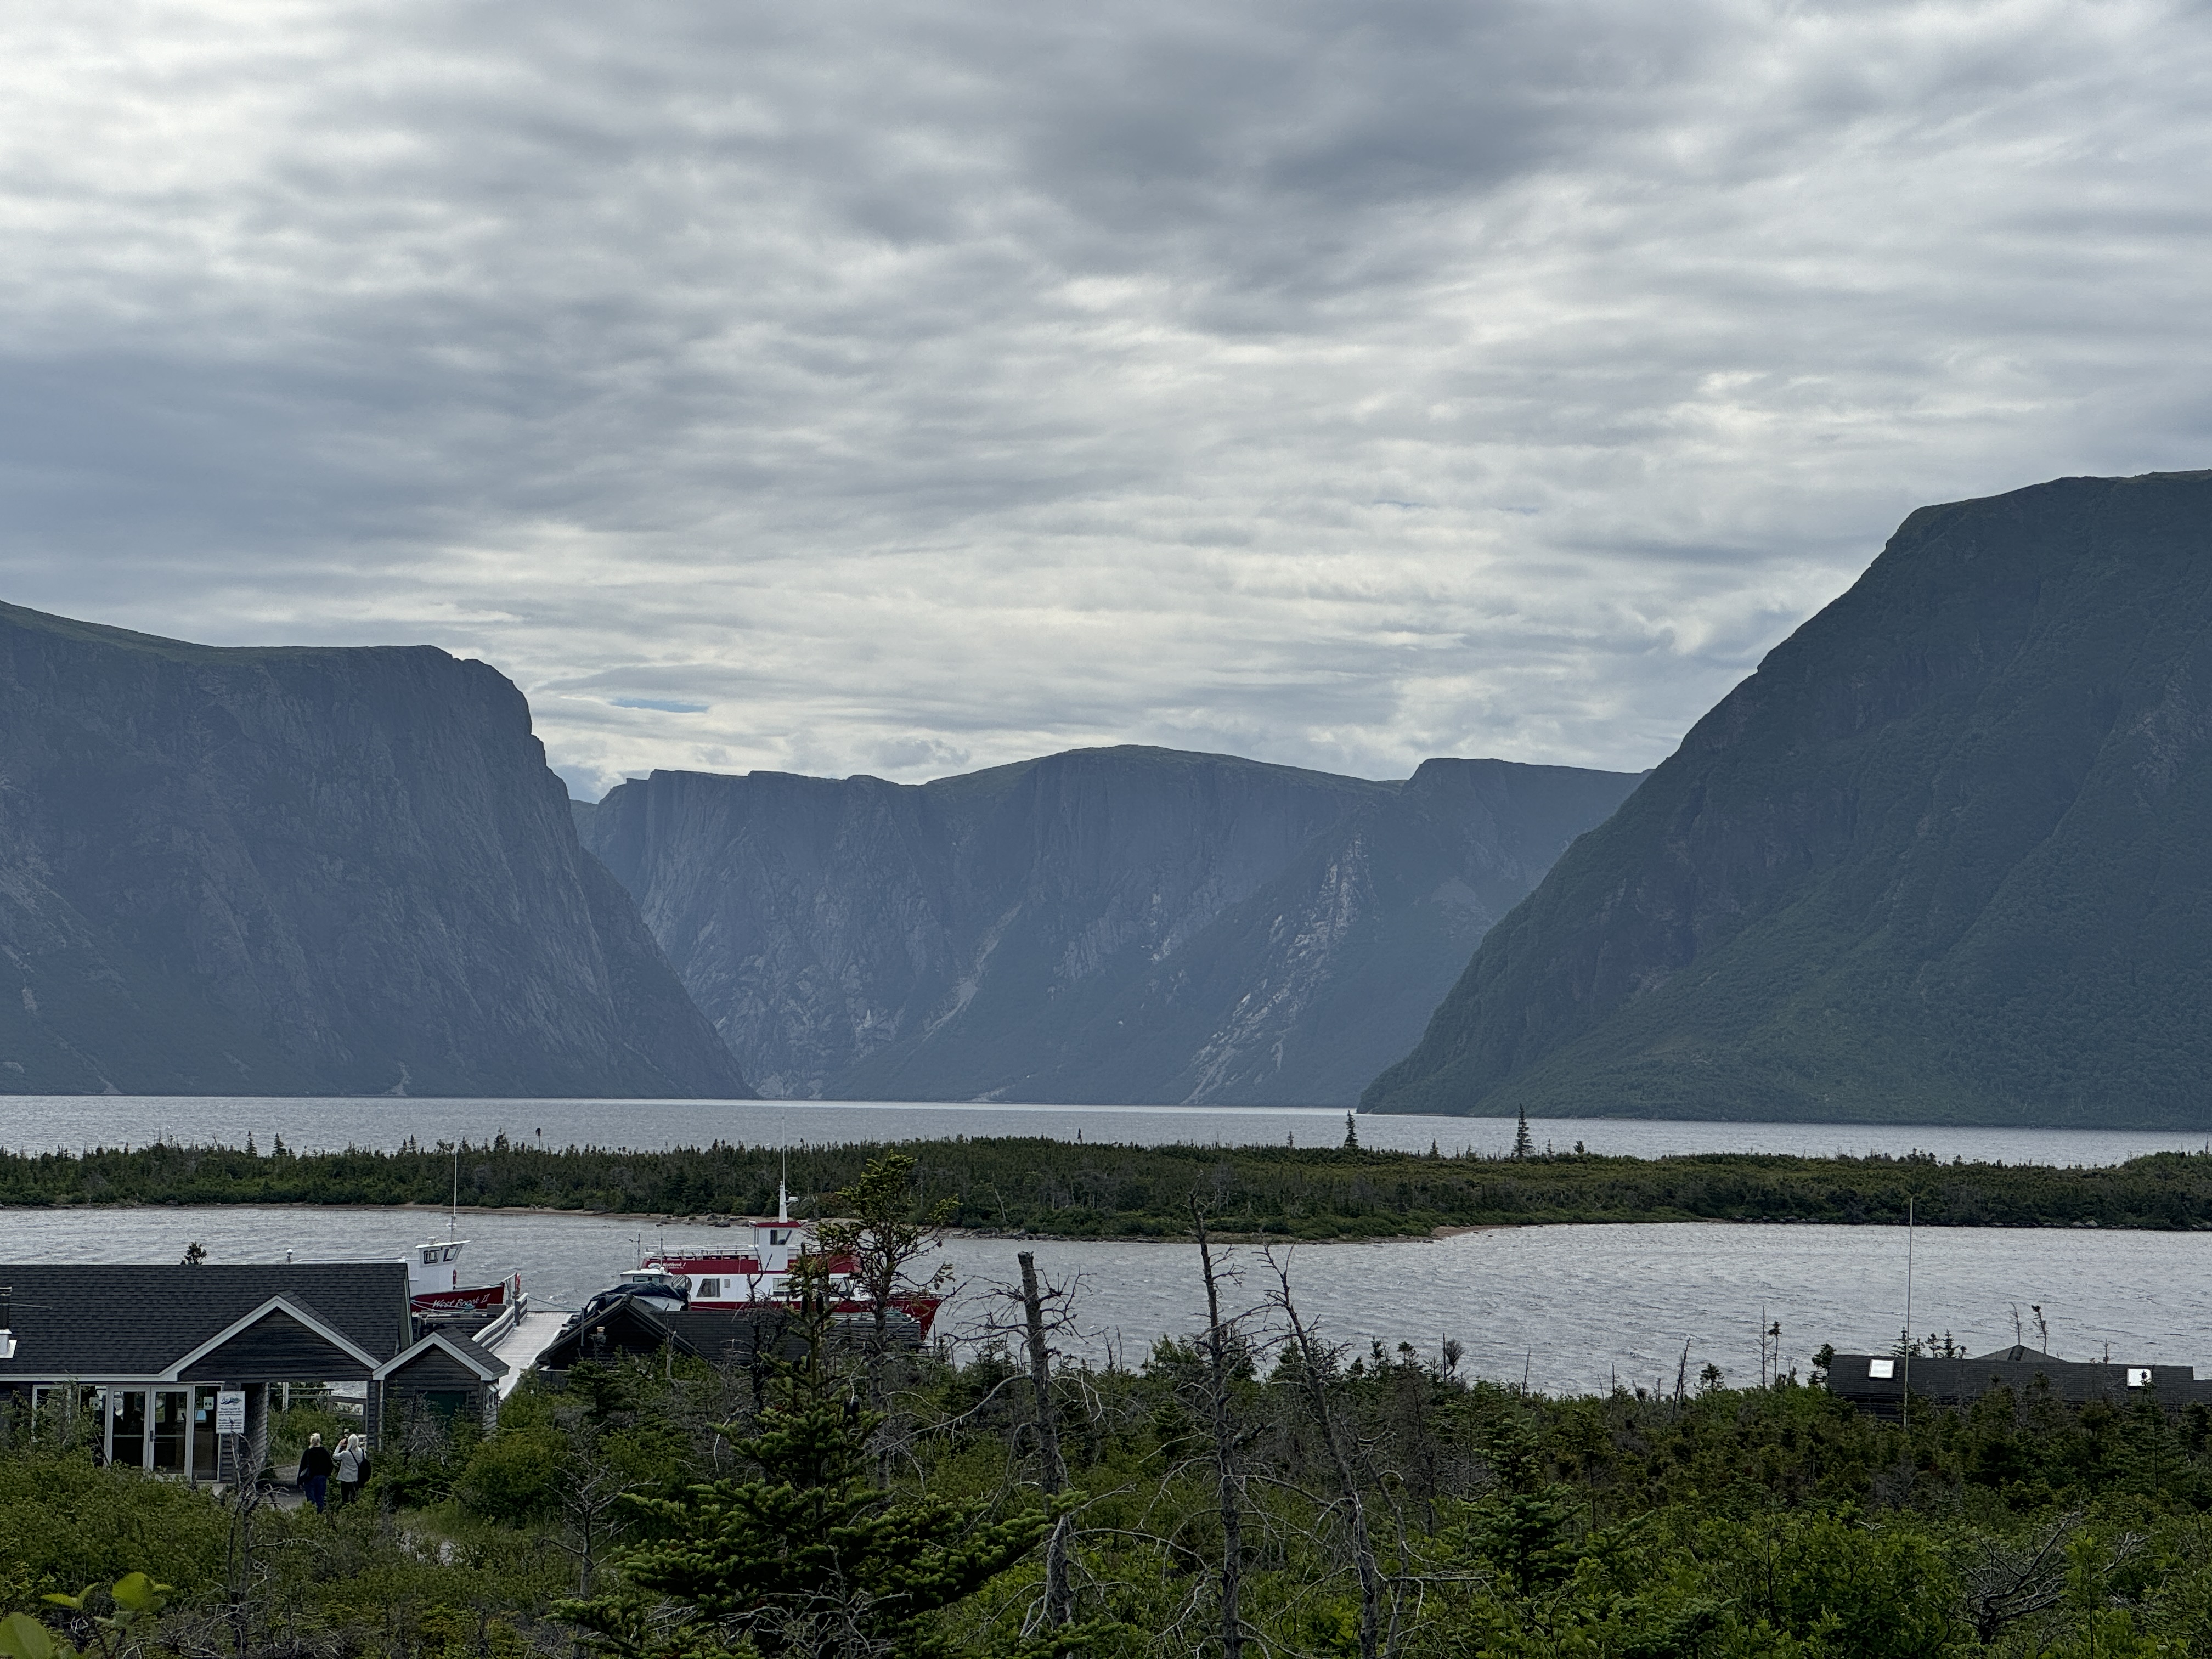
[
  {"left": 0, "top": 601, "right": 749, "bottom": 1097},
  {"left": 579, "top": 747, "right": 1639, "bottom": 1104},
  {"left": 1364, "top": 470, "right": 2212, "bottom": 1126}
]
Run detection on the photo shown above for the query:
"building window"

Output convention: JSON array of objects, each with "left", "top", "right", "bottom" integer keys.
[
  {"left": 2128, "top": 1368, "right": 2152, "bottom": 1388},
  {"left": 1868, "top": 1358, "right": 1895, "bottom": 1379}
]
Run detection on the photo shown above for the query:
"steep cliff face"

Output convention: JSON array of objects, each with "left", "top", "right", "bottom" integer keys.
[
  {"left": 582, "top": 747, "right": 1639, "bottom": 1104},
  {"left": 1364, "top": 471, "right": 2212, "bottom": 1126},
  {"left": 0, "top": 601, "right": 748, "bottom": 1097}
]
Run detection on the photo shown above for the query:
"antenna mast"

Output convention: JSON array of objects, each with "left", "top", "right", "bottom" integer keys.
[
  {"left": 778, "top": 1150, "right": 789, "bottom": 1223},
  {"left": 1902, "top": 1196, "right": 1915, "bottom": 1430}
]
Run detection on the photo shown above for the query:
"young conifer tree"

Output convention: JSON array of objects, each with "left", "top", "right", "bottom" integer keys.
[{"left": 557, "top": 1265, "right": 1053, "bottom": 1659}]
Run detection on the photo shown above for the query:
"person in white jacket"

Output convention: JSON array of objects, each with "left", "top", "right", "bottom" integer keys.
[{"left": 334, "top": 1433, "right": 364, "bottom": 1505}]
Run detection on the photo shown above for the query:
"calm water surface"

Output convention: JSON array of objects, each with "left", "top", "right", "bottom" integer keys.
[
  {"left": 5, "top": 1204, "right": 2205, "bottom": 1398},
  {"left": 2, "top": 1096, "right": 2207, "bottom": 1166}
]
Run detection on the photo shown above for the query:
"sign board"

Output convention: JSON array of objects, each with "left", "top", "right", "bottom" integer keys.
[{"left": 215, "top": 1390, "right": 246, "bottom": 1435}]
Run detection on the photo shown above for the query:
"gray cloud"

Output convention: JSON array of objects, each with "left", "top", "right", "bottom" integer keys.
[{"left": 3, "top": 0, "right": 2209, "bottom": 798}]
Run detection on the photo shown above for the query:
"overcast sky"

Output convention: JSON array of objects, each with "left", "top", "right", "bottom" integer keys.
[{"left": 3, "top": 1, "right": 2209, "bottom": 798}]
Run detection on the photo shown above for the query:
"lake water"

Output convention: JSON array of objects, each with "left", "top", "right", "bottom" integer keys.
[
  {"left": 5, "top": 1203, "right": 2205, "bottom": 1398},
  {"left": 2, "top": 1095, "right": 2207, "bottom": 1167}
]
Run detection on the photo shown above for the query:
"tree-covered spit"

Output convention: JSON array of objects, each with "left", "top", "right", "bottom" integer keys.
[{"left": 7, "top": 1135, "right": 2212, "bottom": 1239}]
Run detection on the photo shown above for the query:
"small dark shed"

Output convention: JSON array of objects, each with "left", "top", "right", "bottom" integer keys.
[
  {"left": 376, "top": 1330, "right": 507, "bottom": 1433},
  {"left": 534, "top": 1302, "right": 798, "bottom": 1374},
  {"left": 529, "top": 1300, "right": 925, "bottom": 1377}
]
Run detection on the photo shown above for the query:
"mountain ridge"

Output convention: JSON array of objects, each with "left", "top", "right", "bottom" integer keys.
[
  {"left": 0, "top": 599, "right": 749, "bottom": 1097},
  {"left": 1363, "top": 469, "right": 2212, "bottom": 1127},
  {"left": 578, "top": 744, "right": 1641, "bottom": 1105}
]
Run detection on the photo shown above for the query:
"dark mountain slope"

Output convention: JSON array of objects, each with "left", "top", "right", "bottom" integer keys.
[
  {"left": 0, "top": 601, "right": 748, "bottom": 1097},
  {"left": 1364, "top": 470, "right": 2212, "bottom": 1126},
  {"left": 580, "top": 747, "right": 1639, "bottom": 1104}
]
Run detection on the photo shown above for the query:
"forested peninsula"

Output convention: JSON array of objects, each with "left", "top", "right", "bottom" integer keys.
[{"left": 9, "top": 1135, "right": 2212, "bottom": 1238}]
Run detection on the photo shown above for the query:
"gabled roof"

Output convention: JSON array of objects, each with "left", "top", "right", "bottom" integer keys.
[
  {"left": 533, "top": 1299, "right": 691, "bottom": 1371},
  {"left": 531, "top": 1302, "right": 918, "bottom": 1374},
  {"left": 0, "top": 1263, "right": 411, "bottom": 1382},
  {"left": 174, "top": 1295, "right": 385, "bottom": 1376},
  {"left": 377, "top": 1329, "right": 508, "bottom": 1384}
]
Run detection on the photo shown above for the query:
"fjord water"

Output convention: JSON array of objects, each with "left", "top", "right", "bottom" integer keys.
[
  {"left": 10, "top": 1097, "right": 2209, "bottom": 1396},
  {"left": 3, "top": 1095, "right": 2208, "bottom": 1165},
  {"left": 2, "top": 1201, "right": 2207, "bottom": 1399}
]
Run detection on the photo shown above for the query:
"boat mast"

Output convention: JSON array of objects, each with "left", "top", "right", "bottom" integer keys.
[
  {"left": 450, "top": 1146, "right": 458, "bottom": 1241},
  {"left": 778, "top": 1150, "right": 789, "bottom": 1222}
]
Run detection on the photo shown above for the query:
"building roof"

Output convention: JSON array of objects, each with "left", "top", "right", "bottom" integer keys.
[
  {"left": 378, "top": 1329, "right": 508, "bottom": 1384},
  {"left": 532, "top": 1301, "right": 924, "bottom": 1373},
  {"left": 0, "top": 1263, "right": 411, "bottom": 1383},
  {"left": 1826, "top": 1347, "right": 2212, "bottom": 1409}
]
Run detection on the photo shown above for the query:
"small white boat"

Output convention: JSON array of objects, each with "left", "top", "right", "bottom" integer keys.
[{"left": 408, "top": 1237, "right": 526, "bottom": 1330}]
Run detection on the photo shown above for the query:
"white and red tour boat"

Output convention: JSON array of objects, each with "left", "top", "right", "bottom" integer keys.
[{"left": 580, "top": 1186, "right": 942, "bottom": 1338}]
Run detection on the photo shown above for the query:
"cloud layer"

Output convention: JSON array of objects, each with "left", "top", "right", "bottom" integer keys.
[{"left": 4, "top": 0, "right": 2210, "bottom": 795}]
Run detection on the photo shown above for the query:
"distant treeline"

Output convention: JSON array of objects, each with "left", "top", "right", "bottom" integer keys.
[{"left": 7, "top": 1132, "right": 2212, "bottom": 1238}]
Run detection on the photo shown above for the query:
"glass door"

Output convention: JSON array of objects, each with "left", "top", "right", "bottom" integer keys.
[
  {"left": 191, "top": 1387, "right": 221, "bottom": 1484},
  {"left": 151, "top": 1390, "right": 189, "bottom": 1473},
  {"left": 110, "top": 1390, "right": 148, "bottom": 1469}
]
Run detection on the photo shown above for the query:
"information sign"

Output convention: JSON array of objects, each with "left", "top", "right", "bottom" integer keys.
[{"left": 215, "top": 1390, "right": 246, "bottom": 1435}]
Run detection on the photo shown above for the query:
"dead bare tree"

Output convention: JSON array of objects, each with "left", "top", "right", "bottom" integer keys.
[
  {"left": 1018, "top": 1250, "right": 1075, "bottom": 1634},
  {"left": 1963, "top": 1508, "right": 2081, "bottom": 1645},
  {"left": 1266, "top": 1248, "right": 1384, "bottom": 1659},
  {"left": 222, "top": 1382, "right": 275, "bottom": 1659},
  {"left": 542, "top": 1402, "right": 645, "bottom": 1596},
  {"left": 1192, "top": 1201, "right": 1248, "bottom": 1659}
]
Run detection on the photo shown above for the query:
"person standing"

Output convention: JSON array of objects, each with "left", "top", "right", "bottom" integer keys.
[
  {"left": 335, "top": 1432, "right": 362, "bottom": 1505},
  {"left": 298, "top": 1431, "right": 335, "bottom": 1513}
]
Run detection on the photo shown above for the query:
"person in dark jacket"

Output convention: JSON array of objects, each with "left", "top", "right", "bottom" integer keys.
[{"left": 298, "top": 1432, "right": 335, "bottom": 1511}]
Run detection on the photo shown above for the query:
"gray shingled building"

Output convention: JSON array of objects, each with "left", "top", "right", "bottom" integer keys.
[
  {"left": 1825, "top": 1345, "right": 2212, "bottom": 1419},
  {"left": 0, "top": 1263, "right": 505, "bottom": 1482}
]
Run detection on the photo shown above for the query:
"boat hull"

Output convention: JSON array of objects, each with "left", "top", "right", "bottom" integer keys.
[{"left": 411, "top": 1283, "right": 510, "bottom": 1315}]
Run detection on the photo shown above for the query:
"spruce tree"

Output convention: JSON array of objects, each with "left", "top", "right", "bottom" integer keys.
[
  {"left": 558, "top": 1278, "right": 1057, "bottom": 1659},
  {"left": 1511, "top": 1106, "right": 1533, "bottom": 1161}
]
